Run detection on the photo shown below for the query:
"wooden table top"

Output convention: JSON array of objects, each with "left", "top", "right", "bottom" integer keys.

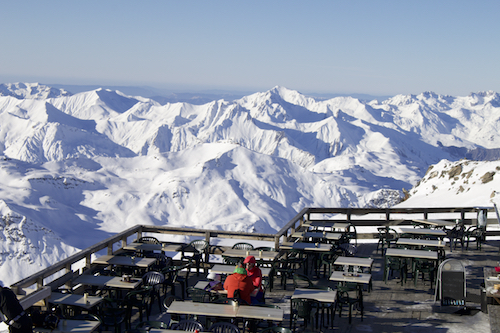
[
  {"left": 280, "top": 242, "right": 332, "bottom": 252},
  {"left": 73, "top": 275, "right": 142, "bottom": 289},
  {"left": 92, "top": 255, "right": 156, "bottom": 268},
  {"left": 33, "top": 320, "right": 100, "bottom": 333},
  {"left": 303, "top": 231, "right": 343, "bottom": 240},
  {"left": 123, "top": 242, "right": 182, "bottom": 252},
  {"left": 385, "top": 248, "right": 438, "bottom": 260},
  {"left": 334, "top": 256, "right": 373, "bottom": 267},
  {"left": 167, "top": 300, "right": 283, "bottom": 321},
  {"left": 222, "top": 249, "right": 279, "bottom": 261},
  {"left": 329, "top": 271, "right": 372, "bottom": 285},
  {"left": 302, "top": 221, "right": 350, "bottom": 230},
  {"left": 413, "top": 219, "right": 457, "bottom": 227},
  {"left": 399, "top": 227, "right": 446, "bottom": 236},
  {"left": 47, "top": 292, "right": 103, "bottom": 310},
  {"left": 397, "top": 238, "right": 446, "bottom": 248},
  {"left": 291, "top": 288, "right": 337, "bottom": 302}
]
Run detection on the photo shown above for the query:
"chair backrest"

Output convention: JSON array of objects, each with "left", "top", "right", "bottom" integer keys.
[
  {"left": 172, "top": 319, "right": 204, "bottom": 332},
  {"left": 292, "top": 273, "right": 314, "bottom": 289},
  {"left": 255, "top": 246, "right": 275, "bottom": 251},
  {"left": 232, "top": 242, "right": 254, "bottom": 250},
  {"left": 138, "top": 236, "right": 160, "bottom": 244},
  {"left": 142, "top": 271, "right": 165, "bottom": 286},
  {"left": 187, "top": 287, "right": 211, "bottom": 303},
  {"left": 209, "top": 322, "right": 240, "bottom": 333},
  {"left": 190, "top": 239, "right": 209, "bottom": 252},
  {"left": 291, "top": 298, "right": 312, "bottom": 319}
]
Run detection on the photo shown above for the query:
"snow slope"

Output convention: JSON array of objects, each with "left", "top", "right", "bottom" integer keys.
[{"left": 0, "top": 83, "right": 499, "bottom": 285}]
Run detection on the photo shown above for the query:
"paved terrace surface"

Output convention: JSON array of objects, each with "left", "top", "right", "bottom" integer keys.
[{"left": 143, "top": 240, "right": 499, "bottom": 333}]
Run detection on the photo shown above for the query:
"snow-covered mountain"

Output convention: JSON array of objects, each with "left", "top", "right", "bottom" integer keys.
[{"left": 1, "top": 83, "right": 500, "bottom": 285}]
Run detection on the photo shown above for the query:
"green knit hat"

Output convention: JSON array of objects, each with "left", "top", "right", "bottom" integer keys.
[{"left": 234, "top": 266, "right": 247, "bottom": 274}]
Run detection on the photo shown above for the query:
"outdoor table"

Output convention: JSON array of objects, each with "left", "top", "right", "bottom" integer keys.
[
  {"left": 302, "top": 221, "right": 350, "bottom": 230},
  {"left": 396, "top": 238, "right": 446, "bottom": 249},
  {"left": 329, "top": 271, "right": 372, "bottom": 285},
  {"left": 209, "top": 264, "right": 271, "bottom": 277},
  {"left": 222, "top": 248, "right": 279, "bottom": 261},
  {"left": 281, "top": 241, "right": 332, "bottom": 274},
  {"left": 33, "top": 320, "right": 100, "bottom": 333},
  {"left": 334, "top": 256, "right": 374, "bottom": 271},
  {"left": 280, "top": 242, "right": 331, "bottom": 252},
  {"left": 167, "top": 300, "right": 283, "bottom": 321},
  {"left": 123, "top": 242, "right": 182, "bottom": 253},
  {"left": 385, "top": 248, "right": 438, "bottom": 260},
  {"left": 413, "top": 219, "right": 457, "bottom": 228},
  {"left": 47, "top": 292, "right": 103, "bottom": 310},
  {"left": 303, "top": 231, "right": 343, "bottom": 241},
  {"left": 73, "top": 275, "right": 142, "bottom": 289},
  {"left": 92, "top": 255, "right": 156, "bottom": 268},
  {"left": 399, "top": 227, "right": 446, "bottom": 239},
  {"left": 291, "top": 288, "right": 337, "bottom": 328}
]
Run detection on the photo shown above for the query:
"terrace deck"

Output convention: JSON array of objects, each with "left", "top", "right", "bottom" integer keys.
[{"left": 142, "top": 240, "right": 498, "bottom": 333}]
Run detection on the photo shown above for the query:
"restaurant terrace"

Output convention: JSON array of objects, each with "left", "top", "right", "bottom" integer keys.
[{"left": 6, "top": 207, "right": 500, "bottom": 333}]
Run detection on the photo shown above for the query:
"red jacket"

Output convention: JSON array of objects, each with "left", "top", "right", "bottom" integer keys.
[
  {"left": 223, "top": 273, "right": 254, "bottom": 304},
  {"left": 246, "top": 266, "right": 263, "bottom": 292}
]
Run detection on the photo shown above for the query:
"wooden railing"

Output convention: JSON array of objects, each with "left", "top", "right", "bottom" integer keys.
[{"left": 11, "top": 206, "right": 497, "bottom": 297}]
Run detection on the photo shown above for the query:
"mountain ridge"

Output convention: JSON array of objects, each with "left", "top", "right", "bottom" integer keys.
[{"left": 1, "top": 82, "right": 500, "bottom": 286}]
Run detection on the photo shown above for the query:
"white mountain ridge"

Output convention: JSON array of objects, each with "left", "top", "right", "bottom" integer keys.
[{"left": 0, "top": 82, "right": 499, "bottom": 286}]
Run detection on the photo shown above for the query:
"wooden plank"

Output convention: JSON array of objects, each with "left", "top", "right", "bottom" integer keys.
[{"left": 18, "top": 286, "right": 51, "bottom": 310}]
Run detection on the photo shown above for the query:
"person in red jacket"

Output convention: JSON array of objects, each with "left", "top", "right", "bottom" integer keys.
[
  {"left": 0, "top": 282, "right": 33, "bottom": 333},
  {"left": 243, "top": 256, "right": 264, "bottom": 304},
  {"left": 223, "top": 264, "right": 254, "bottom": 305}
]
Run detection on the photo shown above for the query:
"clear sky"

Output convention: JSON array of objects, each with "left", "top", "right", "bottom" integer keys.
[{"left": 1, "top": 0, "right": 499, "bottom": 96}]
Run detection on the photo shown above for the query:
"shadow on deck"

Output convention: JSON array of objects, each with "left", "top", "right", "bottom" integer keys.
[{"left": 138, "top": 240, "right": 498, "bottom": 333}]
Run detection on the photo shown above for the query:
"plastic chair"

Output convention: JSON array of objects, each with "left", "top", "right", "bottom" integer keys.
[
  {"left": 345, "top": 223, "right": 357, "bottom": 246},
  {"left": 98, "top": 299, "right": 127, "bottom": 333},
  {"left": 292, "top": 273, "right": 314, "bottom": 289},
  {"left": 339, "top": 243, "right": 358, "bottom": 256},
  {"left": 209, "top": 322, "right": 240, "bottom": 333},
  {"left": 446, "top": 223, "right": 465, "bottom": 252},
  {"left": 376, "top": 227, "right": 399, "bottom": 253},
  {"left": 223, "top": 256, "right": 243, "bottom": 265},
  {"left": 187, "top": 286, "right": 213, "bottom": 303},
  {"left": 142, "top": 271, "right": 165, "bottom": 313},
  {"left": 162, "top": 262, "right": 192, "bottom": 300},
  {"left": 138, "top": 236, "right": 160, "bottom": 244},
  {"left": 335, "top": 285, "right": 363, "bottom": 324},
  {"left": 171, "top": 319, "right": 204, "bottom": 331},
  {"left": 146, "top": 252, "right": 172, "bottom": 271},
  {"left": 315, "top": 247, "right": 342, "bottom": 278},
  {"left": 232, "top": 242, "right": 254, "bottom": 250},
  {"left": 124, "top": 289, "right": 151, "bottom": 329},
  {"left": 181, "top": 239, "right": 209, "bottom": 276},
  {"left": 413, "top": 257, "right": 436, "bottom": 288},
  {"left": 291, "top": 298, "right": 316, "bottom": 331},
  {"left": 383, "top": 255, "right": 407, "bottom": 285},
  {"left": 465, "top": 225, "right": 485, "bottom": 250},
  {"left": 163, "top": 295, "right": 182, "bottom": 327}
]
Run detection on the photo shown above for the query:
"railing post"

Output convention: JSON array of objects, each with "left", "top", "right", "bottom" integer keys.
[{"left": 85, "top": 253, "right": 92, "bottom": 270}]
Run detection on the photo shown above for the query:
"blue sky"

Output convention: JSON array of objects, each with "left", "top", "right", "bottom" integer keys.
[{"left": 1, "top": 1, "right": 499, "bottom": 96}]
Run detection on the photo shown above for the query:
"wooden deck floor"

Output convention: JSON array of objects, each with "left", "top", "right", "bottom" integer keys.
[{"left": 142, "top": 239, "right": 499, "bottom": 333}]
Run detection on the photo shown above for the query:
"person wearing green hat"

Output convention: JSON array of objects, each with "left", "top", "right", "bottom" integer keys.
[{"left": 223, "top": 264, "right": 254, "bottom": 305}]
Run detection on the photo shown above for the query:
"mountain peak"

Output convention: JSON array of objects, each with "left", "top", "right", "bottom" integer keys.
[{"left": 0, "top": 82, "right": 72, "bottom": 99}]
